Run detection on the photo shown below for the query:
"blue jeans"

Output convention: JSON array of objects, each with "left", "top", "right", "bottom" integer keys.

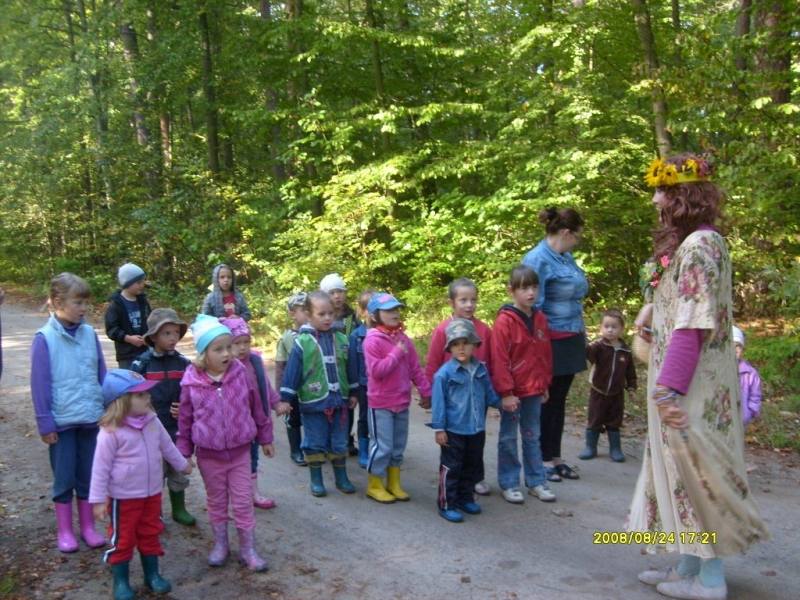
[
  {"left": 48, "top": 426, "right": 99, "bottom": 503},
  {"left": 497, "top": 395, "right": 545, "bottom": 490},
  {"left": 300, "top": 408, "right": 348, "bottom": 457}
]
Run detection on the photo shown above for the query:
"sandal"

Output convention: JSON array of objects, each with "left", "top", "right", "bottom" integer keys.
[
  {"left": 545, "top": 466, "right": 562, "bottom": 482},
  {"left": 555, "top": 464, "right": 580, "bottom": 480}
]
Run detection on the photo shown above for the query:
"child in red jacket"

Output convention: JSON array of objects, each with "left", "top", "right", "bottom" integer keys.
[{"left": 490, "top": 265, "right": 554, "bottom": 504}]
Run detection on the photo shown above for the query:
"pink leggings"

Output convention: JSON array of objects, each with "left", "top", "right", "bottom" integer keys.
[{"left": 197, "top": 451, "right": 254, "bottom": 529}]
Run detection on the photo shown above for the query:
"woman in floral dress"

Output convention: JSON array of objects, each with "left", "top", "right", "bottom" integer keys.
[{"left": 628, "top": 154, "right": 768, "bottom": 600}]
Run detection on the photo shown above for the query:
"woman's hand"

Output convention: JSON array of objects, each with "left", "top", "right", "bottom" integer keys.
[
  {"left": 653, "top": 387, "right": 688, "bottom": 429},
  {"left": 635, "top": 303, "right": 654, "bottom": 343}
]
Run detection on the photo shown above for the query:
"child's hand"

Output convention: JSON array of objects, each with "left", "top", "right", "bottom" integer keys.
[
  {"left": 418, "top": 396, "right": 431, "bottom": 410},
  {"left": 435, "top": 431, "right": 448, "bottom": 447},
  {"left": 274, "top": 402, "right": 292, "bottom": 416},
  {"left": 261, "top": 443, "right": 275, "bottom": 458},
  {"left": 170, "top": 402, "right": 180, "bottom": 419},
  {"left": 125, "top": 334, "right": 146, "bottom": 348},
  {"left": 541, "top": 389, "right": 549, "bottom": 404},
  {"left": 396, "top": 340, "right": 408, "bottom": 354},
  {"left": 41, "top": 432, "right": 58, "bottom": 445},
  {"left": 182, "top": 462, "right": 193, "bottom": 475},
  {"left": 502, "top": 395, "right": 519, "bottom": 412},
  {"left": 348, "top": 395, "right": 359, "bottom": 409},
  {"left": 628, "top": 389, "right": 636, "bottom": 398},
  {"left": 93, "top": 503, "right": 108, "bottom": 522}
]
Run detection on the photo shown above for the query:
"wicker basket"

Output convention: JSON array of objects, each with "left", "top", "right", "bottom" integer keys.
[{"left": 631, "top": 334, "right": 652, "bottom": 365}]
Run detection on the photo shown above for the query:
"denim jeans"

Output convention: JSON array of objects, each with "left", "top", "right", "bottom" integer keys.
[
  {"left": 497, "top": 395, "right": 545, "bottom": 490},
  {"left": 48, "top": 425, "right": 99, "bottom": 503},
  {"left": 300, "top": 408, "right": 348, "bottom": 457}
]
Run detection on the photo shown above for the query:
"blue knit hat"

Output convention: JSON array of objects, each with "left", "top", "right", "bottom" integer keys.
[
  {"left": 190, "top": 314, "right": 231, "bottom": 354},
  {"left": 118, "top": 263, "right": 145, "bottom": 289}
]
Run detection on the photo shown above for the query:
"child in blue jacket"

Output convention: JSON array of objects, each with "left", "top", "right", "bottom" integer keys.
[{"left": 429, "top": 319, "right": 500, "bottom": 523}]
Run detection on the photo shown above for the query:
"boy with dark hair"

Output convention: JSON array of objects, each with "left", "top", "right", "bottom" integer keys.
[{"left": 580, "top": 309, "right": 637, "bottom": 462}]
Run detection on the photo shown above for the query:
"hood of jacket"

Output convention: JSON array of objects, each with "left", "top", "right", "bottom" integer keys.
[
  {"left": 180, "top": 354, "right": 245, "bottom": 388},
  {"left": 211, "top": 263, "right": 238, "bottom": 294}
]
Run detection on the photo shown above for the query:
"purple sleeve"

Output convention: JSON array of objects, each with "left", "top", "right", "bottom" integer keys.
[
  {"left": 176, "top": 386, "right": 195, "bottom": 457},
  {"left": 30, "top": 333, "right": 56, "bottom": 436},
  {"left": 251, "top": 387, "right": 274, "bottom": 445},
  {"left": 657, "top": 328, "right": 704, "bottom": 395}
]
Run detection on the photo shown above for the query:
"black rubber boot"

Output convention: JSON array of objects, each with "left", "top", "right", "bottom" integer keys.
[
  {"left": 286, "top": 426, "right": 307, "bottom": 466},
  {"left": 578, "top": 429, "right": 599, "bottom": 460},
  {"left": 608, "top": 430, "right": 626, "bottom": 462}
]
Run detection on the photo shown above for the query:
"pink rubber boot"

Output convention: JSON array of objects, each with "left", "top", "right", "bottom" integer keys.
[
  {"left": 77, "top": 499, "right": 106, "bottom": 548},
  {"left": 251, "top": 472, "right": 276, "bottom": 509},
  {"left": 55, "top": 501, "right": 79, "bottom": 553},
  {"left": 208, "top": 521, "right": 229, "bottom": 567},
  {"left": 237, "top": 527, "right": 268, "bottom": 572}
]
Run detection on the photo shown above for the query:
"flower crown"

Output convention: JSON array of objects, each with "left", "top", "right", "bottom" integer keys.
[{"left": 644, "top": 156, "right": 711, "bottom": 187}]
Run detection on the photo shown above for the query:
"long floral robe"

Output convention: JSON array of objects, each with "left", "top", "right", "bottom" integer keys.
[{"left": 627, "top": 229, "right": 769, "bottom": 557}]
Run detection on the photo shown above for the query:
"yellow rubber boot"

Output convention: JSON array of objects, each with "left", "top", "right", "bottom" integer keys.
[
  {"left": 366, "top": 474, "right": 396, "bottom": 504},
  {"left": 386, "top": 466, "right": 410, "bottom": 502}
]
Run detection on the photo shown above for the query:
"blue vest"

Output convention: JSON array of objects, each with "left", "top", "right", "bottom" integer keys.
[{"left": 39, "top": 315, "right": 104, "bottom": 427}]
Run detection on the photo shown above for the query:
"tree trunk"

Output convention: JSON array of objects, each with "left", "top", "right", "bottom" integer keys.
[
  {"left": 735, "top": 0, "right": 751, "bottom": 72},
  {"left": 754, "top": 1, "right": 791, "bottom": 105},
  {"left": 631, "top": 0, "right": 671, "bottom": 157},
  {"left": 200, "top": 10, "right": 220, "bottom": 177},
  {"left": 365, "top": 0, "right": 390, "bottom": 153}
]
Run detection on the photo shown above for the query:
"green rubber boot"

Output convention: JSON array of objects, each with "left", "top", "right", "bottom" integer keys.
[{"left": 168, "top": 489, "right": 196, "bottom": 526}]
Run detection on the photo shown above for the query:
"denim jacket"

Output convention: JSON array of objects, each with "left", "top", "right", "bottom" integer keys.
[
  {"left": 428, "top": 357, "right": 500, "bottom": 435},
  {"left": 522, "top": 238, "right": 588, "bottom": 333}
]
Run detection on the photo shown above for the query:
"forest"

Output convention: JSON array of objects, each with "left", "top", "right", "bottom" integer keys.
[{"left": 0, "top": 2, "right": 797, "bottom": 391}]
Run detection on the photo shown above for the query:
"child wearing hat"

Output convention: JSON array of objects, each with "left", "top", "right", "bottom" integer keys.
[
  {"left": 221, "top": 317, "right": 288, "bottom": 510},
  {"left": 130, "top": 308, "right": 196, "bottom": 526},
  {"left": 733, "top": 326, "right": 763, "bottom": 427},
  {"left": 280, "top": 291, "right": 359, "bottom": 497},
  {"left": 90, "top": 369, "right": 192, "bottom": 599},
  {"left": 105, "top": 263, "right": 152, "bottom": 368},
  {"left": 429, "top": 319, "right": 500, "bottom": 523},
  {"left": 275, "top": 292, "right": 309, "bottom": 466},
  {"left": 320, "top": 273, "right": 361, "bottom": 456},
  {"left": 362, "top": 292, "right": 431, "bottom": 503},
  {"left": 177, "top": 315, "right": 273, "bottom": 572}
]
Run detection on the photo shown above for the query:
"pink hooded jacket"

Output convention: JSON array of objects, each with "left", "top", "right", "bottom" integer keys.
[
  {"left": 177, "top": 359, "right": 273, "bottom": 461},
  {"left": 364, "top": 328, "right": 432, "bottom": 411},
  {"left": 89, "top": 412, "right": 188, "bottom": 503}
]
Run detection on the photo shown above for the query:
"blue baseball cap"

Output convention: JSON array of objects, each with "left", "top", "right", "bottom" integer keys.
[
  {"left": 367, "top": 292, "right": 404, "bottom": 316},
  {"left": 102, "top": 369, "right": 159, "bottom": 408}
]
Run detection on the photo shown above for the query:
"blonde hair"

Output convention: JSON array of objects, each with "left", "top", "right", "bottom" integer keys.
[
  {"left": 98, "top": 394, "right": 133, "bottom": 430},
  {"left": 46, "top": 272, "right": 91, "bottom": 312},
  {"left": 192, "top": 350, "right": 209, "bottom": 370}
]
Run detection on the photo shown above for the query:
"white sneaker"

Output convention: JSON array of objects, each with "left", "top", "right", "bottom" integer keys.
[
  {"left": 501, "top": 488, "right": 524, "bottom": 504},
  {"left": 656, "top": 575, "right": 727, "bottom": 599},
  {"left": 474, "top": 481, "right": 491, "bottom": 496},
  {"left": 529, "top": 484, "right": 556, "bottom": 502},
  {"left": 638, "top": 567, "right": 685, "bottom": 586}
]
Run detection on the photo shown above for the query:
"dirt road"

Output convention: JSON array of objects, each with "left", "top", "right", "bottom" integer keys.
[{"left": 0, "top": 301, "right": 797, "bottom": 599}]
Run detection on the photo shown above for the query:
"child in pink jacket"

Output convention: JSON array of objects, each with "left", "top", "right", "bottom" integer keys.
[
  {"left": 90, "top": 369, "right": 192, "bottom": 599},
  {"left": 363, "top": 292, "right": 431, "bottom": 504},
  {"left": 177, "top": 315, "right": 274, "bottom": 572}
]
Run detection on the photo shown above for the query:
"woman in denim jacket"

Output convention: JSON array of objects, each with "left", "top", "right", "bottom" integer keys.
[{"left": 522, "top": 207, "right": 588, "bottom": 483}]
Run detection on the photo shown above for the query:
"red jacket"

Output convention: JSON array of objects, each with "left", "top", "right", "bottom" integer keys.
[{"left": 489, "top": 305, "right": 553, "bottom": 399}]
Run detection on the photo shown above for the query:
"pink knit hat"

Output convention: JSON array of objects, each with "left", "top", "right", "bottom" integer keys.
[{"left": 220, "top": 317, "right": 251, "bottom": 341}]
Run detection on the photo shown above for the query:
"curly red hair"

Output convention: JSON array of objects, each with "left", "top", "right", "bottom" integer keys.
[{"left": 652, "top": 153, "right": 726, "bottom": 260}]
